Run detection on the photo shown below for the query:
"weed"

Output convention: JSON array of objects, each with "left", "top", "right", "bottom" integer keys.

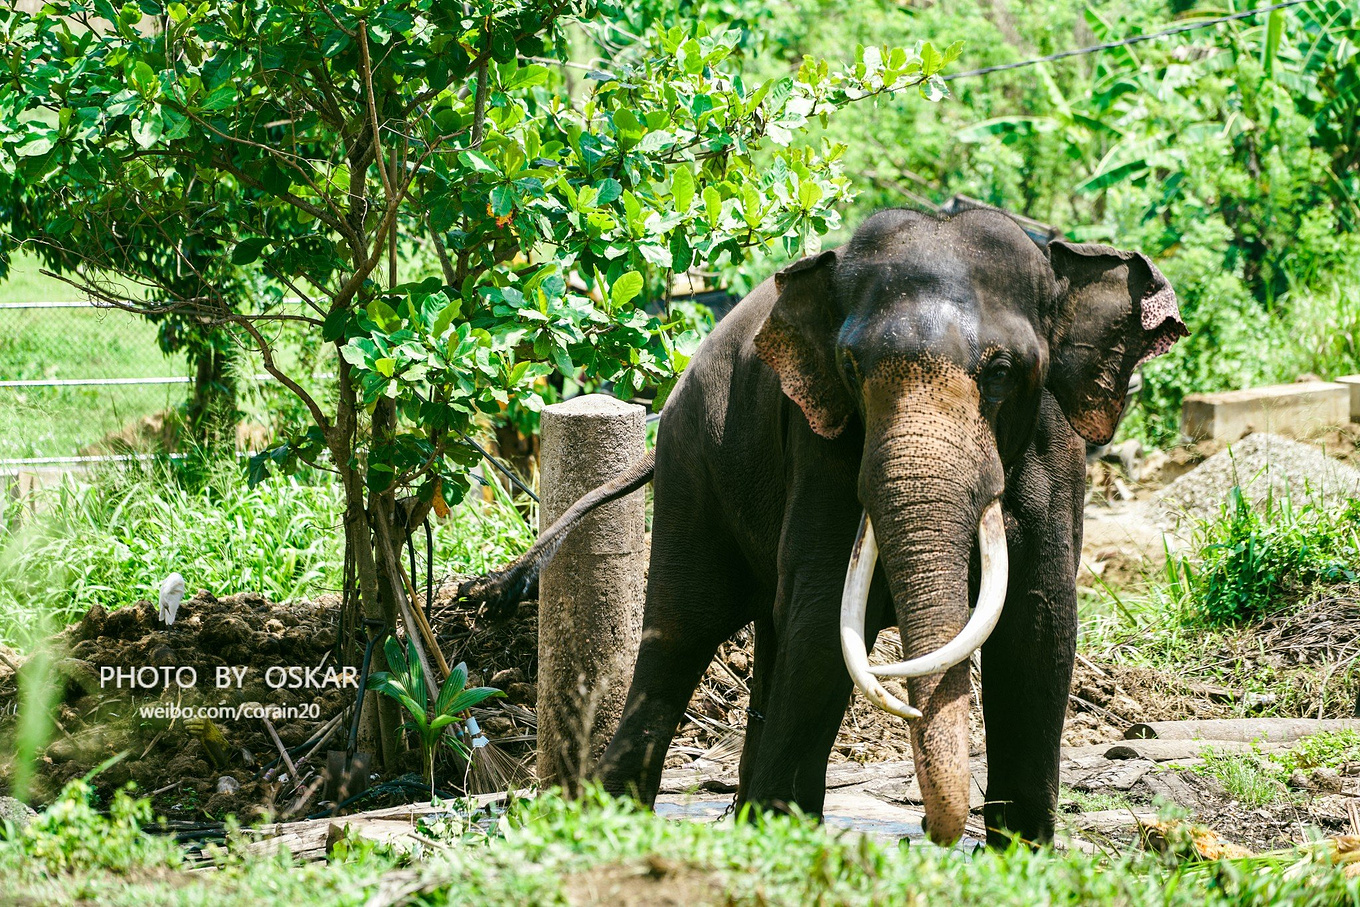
[
  {"left": 17, "top": 779, "right": 180, "bottom": 874},
  {"left": 366, "top": 637, "right": 504, "bottom": 798},
  {"left": 1197, "top": 732, "right": 1360, "bottom": 808},
  {"left": 1279, "top": 729, "right": 1360, "bottom": 773},
  {"left": 1190, "top": 489, "right": 1360, "bottom": 625},
  {"left": 1197, "top": 749, "right": 1292, "bottom": 809}
]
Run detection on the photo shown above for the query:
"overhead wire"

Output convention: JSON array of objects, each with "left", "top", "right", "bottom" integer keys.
[{"left": 945, "top": 0, "right": 1318, "bottom": 81}]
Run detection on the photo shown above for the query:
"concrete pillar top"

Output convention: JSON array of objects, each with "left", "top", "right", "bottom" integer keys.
[{"left": 543, "top": 393, "right": 644, "bottom": 418}]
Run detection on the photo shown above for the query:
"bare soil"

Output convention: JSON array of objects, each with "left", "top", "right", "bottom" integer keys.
[{"left": 0, "top": 591, "right": 350, "bottom": 822}]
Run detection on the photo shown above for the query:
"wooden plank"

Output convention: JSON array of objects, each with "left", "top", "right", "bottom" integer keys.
[{"left": 1127, "top": 719, "right": 1360, "bottom": 744}]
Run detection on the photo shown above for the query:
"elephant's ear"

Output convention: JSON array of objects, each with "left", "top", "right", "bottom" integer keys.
[
  {"left": 1047, "top": 241, "right": 1188, "bottom": 445},
  {"left": 754, "top": 249, "right": 854, "bottom": 439}
]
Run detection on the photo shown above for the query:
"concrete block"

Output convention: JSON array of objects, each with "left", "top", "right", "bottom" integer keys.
[
  {"left": 1181, "top": 381, "right": 1349, "bottom": 441},
  {"left": 1334, "top": 375, "right": 1360, "bottom": 422},
  {"left": 536, "top": 394, "right": 647, "bottom": 791}
]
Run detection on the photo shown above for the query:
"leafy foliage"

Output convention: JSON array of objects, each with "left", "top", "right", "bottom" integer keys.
[
  {"left": 0, "top": 4, "right": 952, "bottom": 729},
  {"left": 762, "top": 0, "right": 1360, "bottom": 446},
  {"left": 367, "top": 636, "right": 503, "bottom": 794}
]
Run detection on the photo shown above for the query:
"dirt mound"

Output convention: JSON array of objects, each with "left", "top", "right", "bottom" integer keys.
[
  {"left": 0, "top": 592, "right": 352, "bottom": 821},
  {"left": 1157, "top": 433, "right": 1360, "bottom": 524}
]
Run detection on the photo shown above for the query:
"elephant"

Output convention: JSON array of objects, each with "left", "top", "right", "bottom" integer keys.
[{"left": 462, "top": 207, "right": 1186, "bottom": 847}]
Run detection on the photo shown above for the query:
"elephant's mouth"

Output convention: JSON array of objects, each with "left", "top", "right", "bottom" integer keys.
[{"left": 838, "top": 499, "right": 1008, "bottom": 717}]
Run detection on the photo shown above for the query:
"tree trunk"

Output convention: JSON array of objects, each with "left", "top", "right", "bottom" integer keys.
[{"left": 334, "top": 363, "right": 403, "bottom": 771}]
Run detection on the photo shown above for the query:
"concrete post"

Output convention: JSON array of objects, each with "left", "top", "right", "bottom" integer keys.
[{"left": 536, "top": 394, "right": 647, "bottom": 791}]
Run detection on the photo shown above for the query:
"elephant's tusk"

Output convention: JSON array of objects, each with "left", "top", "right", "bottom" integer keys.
[
  {"left": 839, "top": 512, "right": 923, "bottom": 720},
  {"left": 866, "top": 499, "right": 1009, "bottom": 680}
]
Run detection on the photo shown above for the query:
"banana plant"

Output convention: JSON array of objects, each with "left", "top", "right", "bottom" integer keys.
[{"left": 367, "top": 637, "right": 504, "bottom": 799}]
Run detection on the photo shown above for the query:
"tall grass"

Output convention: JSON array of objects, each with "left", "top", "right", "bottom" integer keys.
[
  {"left": 0, "top": 456, "right": 532, "bottom": 650},
  {"left": 1172, "top": 489, "right": 1360, "bottom": 626}
]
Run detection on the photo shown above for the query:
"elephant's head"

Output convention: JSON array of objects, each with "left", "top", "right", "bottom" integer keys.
[{"left": 753, "top": 209, "right": 1186, "bottom": 844}]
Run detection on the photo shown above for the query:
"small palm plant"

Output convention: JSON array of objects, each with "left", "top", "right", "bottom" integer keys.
[{"left": 366, "top": 636, "right": 504, "bottom": 798}]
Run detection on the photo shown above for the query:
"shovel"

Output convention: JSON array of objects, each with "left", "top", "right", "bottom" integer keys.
[{"left": 324, "top": 618, "right": 385, "bottom": 809}]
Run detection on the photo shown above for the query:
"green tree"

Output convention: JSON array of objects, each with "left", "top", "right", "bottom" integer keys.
[{"left": 0, "top": 0, "right": 950, "bottom": 766}]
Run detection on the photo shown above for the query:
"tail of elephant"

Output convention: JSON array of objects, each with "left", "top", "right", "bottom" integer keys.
[{"left": 458, "top": 447, "right": 656, "bottom": 619}]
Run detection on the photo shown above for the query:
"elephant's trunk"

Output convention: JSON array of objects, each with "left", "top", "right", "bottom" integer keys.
[{"left": 856, "top": 359, "right": 1004, "bottom": 846}]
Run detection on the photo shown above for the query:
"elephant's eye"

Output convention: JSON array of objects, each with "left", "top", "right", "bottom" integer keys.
[{"left": 980, "top": 358, "right": 1014, "bottom": 402}]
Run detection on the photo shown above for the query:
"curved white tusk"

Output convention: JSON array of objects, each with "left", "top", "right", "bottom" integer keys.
[
  {"left": 868, "top": 499, "right": 1008, "bottom": 679},
  {"left": 839, "top": 513, "right": 923, "bottom": 720}
]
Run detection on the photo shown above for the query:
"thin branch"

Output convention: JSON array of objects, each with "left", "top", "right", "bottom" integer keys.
[
  {"left": 425, "top": 211, "right": 457, "bottom": 286},
  {"left": 358, "top": 22, "right": 396, "bottom": 201},
  {"left": 232, "top": 315, "right": 332, "bottom": 433},
  {"left": 471, "top": 61, "right": 490, "bottom": 147}
]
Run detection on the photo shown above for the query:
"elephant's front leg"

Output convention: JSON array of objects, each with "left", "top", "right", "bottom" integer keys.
[
  {"left": 980, "top": 484, "right": 1080, "bottom": 845},
  {"left": 740, "top": 568, "right": 858, "bottom": 815},
  {"left": 740, "top": 544, "right": 894, "bottom": 815}
]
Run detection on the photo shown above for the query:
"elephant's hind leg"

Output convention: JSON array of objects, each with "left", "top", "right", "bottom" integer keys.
[{"left": 593, "top": 520, "right": 755, "bottom": 805}]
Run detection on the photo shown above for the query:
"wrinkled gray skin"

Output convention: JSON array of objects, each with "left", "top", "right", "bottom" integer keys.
[{"left": 465, "top": 208, "right": 1186, "bottom": 846}]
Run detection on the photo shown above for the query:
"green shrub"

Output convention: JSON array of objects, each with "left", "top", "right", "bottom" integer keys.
[
  {"left": 1180, "top": 488, "right": 1360, "bottom": 626},
  {"left": 15, "top": 780, "right": 180, "bottom": 874}
]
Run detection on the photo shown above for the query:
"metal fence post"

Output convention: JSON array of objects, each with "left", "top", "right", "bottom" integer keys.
[{"left": 536, "top": 394, "right": 646, "bottom": 792}]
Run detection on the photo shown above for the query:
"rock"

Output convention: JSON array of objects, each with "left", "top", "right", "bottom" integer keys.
[
  {"left": 490, "top": 667, "right": 524, "bottom": 689},
  {"left": 0, "top": 796, "right": 36, "bottom": 833},
  {"left": 507, "top": 682, "right": 537, "bottom": 706},
  {"left": 1073, "top": 759, "right": 1155, "bottom": 793},
  {"left": 1288, "top": 769, "right": 1311, "bottom": 790},
  {"left": 727, "top": 651, "right": 750, "bottom": 674},
  {"left": 216, "top": 775, "right": 240, "bottom": 795},
  {"left": 1312, "top": 767, "right": 1344, "bottom": 793}
]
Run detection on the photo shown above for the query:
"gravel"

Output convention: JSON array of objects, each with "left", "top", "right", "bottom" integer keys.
[{"left": 1156, "top": 433, "right": 1360, "bottom": 524}]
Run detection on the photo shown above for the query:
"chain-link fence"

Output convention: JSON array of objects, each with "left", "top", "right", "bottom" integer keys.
[
  {"left": 0, "top": 298, "right": 339, "bottom": 463},
  {"left": 0, "top": 302, "right": 196, "bottom": 462}
]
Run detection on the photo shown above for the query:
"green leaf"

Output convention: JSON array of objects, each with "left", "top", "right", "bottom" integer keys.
[
  {"left": 366, "top": 299, "right": 401, "bottom": 332},
  {"left": 595, "top": 178, "right": 623, "bottom": 206},
  {"left": 374, "top": 357, "right": 395, "bottom": 377},
  {"left": 1262, "top": 9, "right": 1284, "bottom": 80},
  {"left": 405, "top": 638, "right": 427, "bottom": 709},
  {"left": 131, "top": 109, "right": 164, "bottom": 148},
  {"left": 340, "top": 342, "right": 368, "bottom": 368},
  {"left": 921, "top": 42, "right": 942, "bottom": 77},
  {"left": 671, "top": 166, "right": 695, "bottom": 213},
  {"left": 703, "top": 186, "right": 722, "bottom": 226},
  {"left": 381, "top": 636, "right": 408, "bottom": 681},
  {"left": 490, "top": 185, "right": 515, "bottom": 216},
  {"left": 323, "top": 308, "right": 350, "bottom": 343},
  {"left": 431, "top": 299, "right": 461, "bottom": 337},
  {"left": 610, "top": 271, "right": 644, "bottom": 309},
  {"left": 15, "top": 136, "right": 53, "bottom": 158},
  {"left": 1075, "top": 159, "right": 1148, "bottom": 195},
  {"left": 231, "top": 237, "right": 269, "bottom": 265},
  {"left": 447, "top": 687, "right": 505, "bottom": 714},
  {"left": 435, "top": 662, "right": 468, "bottom": 715},
  {"left": 459, "top": 149, "right": 499, "bottom": 175}
]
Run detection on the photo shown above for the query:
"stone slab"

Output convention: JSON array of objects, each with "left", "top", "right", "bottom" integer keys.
[
  {"left": 1181, "top": 381, "right": 1348, "bottom": 441},
  {"left": 1335, "top": 375, "right": 1360, "bottom": 421}
]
